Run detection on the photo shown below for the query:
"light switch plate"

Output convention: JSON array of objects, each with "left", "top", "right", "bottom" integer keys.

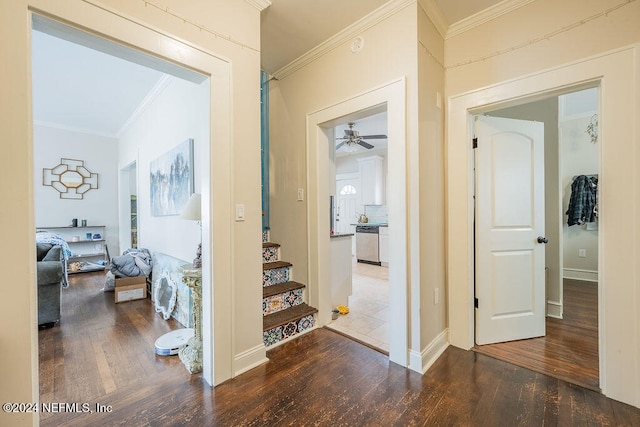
[
  {"left": 297, "top": 189, "right": 304, "bottom": 201},
  {"left": 235, "top": 204, "right": 245, "bottom": 221}
]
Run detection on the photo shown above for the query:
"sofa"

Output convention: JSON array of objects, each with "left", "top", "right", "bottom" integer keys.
[{"left": 36, "top": 243, "right": 64, "bottom": 327}]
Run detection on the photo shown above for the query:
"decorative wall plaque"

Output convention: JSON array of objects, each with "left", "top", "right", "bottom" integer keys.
[{"left": 43, "top": 158, "right": 99, "bottom": 199}]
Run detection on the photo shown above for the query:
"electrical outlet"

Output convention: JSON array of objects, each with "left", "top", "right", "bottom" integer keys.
[
  {"left": 434, "top": 288, "right": 439, "bottom": 305},
  {"left": 578, "top": 249, "right": 586, "bottom": 258}
]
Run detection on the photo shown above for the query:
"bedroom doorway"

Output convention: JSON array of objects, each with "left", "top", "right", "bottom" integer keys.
[{"left": 472, "top": 87, "right": 600, "bottom": 390}]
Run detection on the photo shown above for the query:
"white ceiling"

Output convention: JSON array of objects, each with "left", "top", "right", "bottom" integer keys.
[
  {"left": 32, "top": 30, "right": 165, "bottom": 137},
  {"left": 32, "top": 1, "right": 505, "bottom": 136}
]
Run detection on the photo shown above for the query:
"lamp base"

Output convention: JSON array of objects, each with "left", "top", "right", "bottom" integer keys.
[{"left": 193, "top": 243, "right": 202, "bottom": 269}]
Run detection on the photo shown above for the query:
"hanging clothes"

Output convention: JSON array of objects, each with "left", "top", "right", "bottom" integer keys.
[{"left": 566, "top": 175, "right": 598, "bottom": 226}]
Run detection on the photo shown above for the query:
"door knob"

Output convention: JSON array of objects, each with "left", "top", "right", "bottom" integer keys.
[{"left": 537, "top": 236, "right": 549, "bottom": 244}]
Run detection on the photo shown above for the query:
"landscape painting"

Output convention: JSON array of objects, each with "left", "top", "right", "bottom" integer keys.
[{"left": 150, "top": 139, "right": 194, "bottom": 216}]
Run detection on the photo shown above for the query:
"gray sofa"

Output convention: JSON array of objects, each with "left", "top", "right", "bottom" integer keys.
[{"left": 36, "top": 243, "right": 64, "bottom": 327}]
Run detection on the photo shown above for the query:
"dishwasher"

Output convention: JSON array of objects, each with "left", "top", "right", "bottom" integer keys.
[{"left": 355, "top": 225, "right": 380, "bottom": 265}]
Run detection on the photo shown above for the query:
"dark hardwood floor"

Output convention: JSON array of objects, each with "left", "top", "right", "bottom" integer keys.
[
  {"left": 474, "top": 279, "right": 599, "bottom": 391},
  {"left": 38, "top": 273, "right": 640, "bottom": 426}
]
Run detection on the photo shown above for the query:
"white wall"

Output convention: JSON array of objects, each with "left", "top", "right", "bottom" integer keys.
[
  {"left": 118, "top": 77, "right": 208, "bottom": 263},
  {"left": 34, "top": 124, "right": 119, "bottom": 255}
]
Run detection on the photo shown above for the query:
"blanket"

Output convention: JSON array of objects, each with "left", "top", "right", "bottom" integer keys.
[{"left": 110, "top": 248, "right": 152, "bottom": 278}]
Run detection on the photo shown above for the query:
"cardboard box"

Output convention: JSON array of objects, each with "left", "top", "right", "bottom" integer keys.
[{"left": 115, "top": 276, "right": 147, "bottom": 303}]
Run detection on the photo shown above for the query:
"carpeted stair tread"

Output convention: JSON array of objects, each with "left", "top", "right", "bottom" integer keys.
[
  {"left": 263, "top": 281, "right": 306, "bottom": 298},
  {"left": 263, "top": 242, "right": 280, "bottom": 248},
  {"left": 263, "top": 303, "right": 318, "bottom": 331},
  {"left": 263, "top": 261, "right": 292, "bottom": 270}
]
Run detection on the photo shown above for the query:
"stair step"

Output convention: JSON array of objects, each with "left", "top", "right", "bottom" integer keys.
[
  {"left": 263, "top": 261, "right": 291, "bottom": 271},
  {"left": 262, "top": 242, "right": 280, "bottom": 248},
  {"left": 263, "top": 303, "right": 318, "bottom": 331},
  {"left": 263, "top": 281, "right": 305, "bottom": 298}
]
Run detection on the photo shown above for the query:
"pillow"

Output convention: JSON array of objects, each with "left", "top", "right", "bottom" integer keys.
[
  {"left": 36, "top": 243, "right": 52, "bottom": 261},
  {"left": 42, "top": 245, "right": 62, "bottom": 262}
]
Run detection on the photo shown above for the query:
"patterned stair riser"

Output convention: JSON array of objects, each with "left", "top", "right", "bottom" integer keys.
[
  {"left": 262, "top": 230, "right": 269, "bottom": 243},
  {"left": 263, "top": 266, "right": 290, "bottom": 287},
  {"left": 263, "top": 314, "right": 315, "bottom": 347},
  {"left": 262, "top": 246, "right": 279, "bottom": 263},
  {"left": 263, "top": 289, "right": 303, "bottom": 316}
]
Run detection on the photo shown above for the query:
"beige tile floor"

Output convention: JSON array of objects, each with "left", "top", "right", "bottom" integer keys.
[{"left": 326, "top": 260, "right": 389, "bottom": 352}]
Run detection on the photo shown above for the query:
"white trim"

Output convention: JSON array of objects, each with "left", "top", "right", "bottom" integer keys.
[
  {"left": 306, "top": 78, "right": 409, "bottom": 367},
  {"left": 33, "top": 120, "right": 118, "bottom": 139},
  {"left": 28, "top": 1, "right": 238, "bottom": 388},
  {"left": 410, "top": 329, "right": 449, "bottom": 373},
  {"left": 272, "top": 0, "right": 413, "bottom": 80},
  {"left": 234, "top": 344, "right": 269, "bottom": 376},
  {"left": 117, "top": 74, "right": 174, "bottom": 138},
  {"left": 447, "top": 45, "right": 639, "bottom": 407},
  {"left": 244, "top": 0, "right": 271, "bottom": 12},
  {"left": 446, "top": 0, "right": 534, "bottom": 39},
  {"left": 563, "top": 268, "right": 599, "bottom": 282},
  {"left": 547, "top": 300, "right": 563, "bottom": 319},
  {"left": 417, "top": 0, "right": 448, "bottom": 38}
]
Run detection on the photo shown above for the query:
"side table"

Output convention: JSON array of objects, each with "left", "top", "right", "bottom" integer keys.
[{"left": 179, "top": 264, "right": 202, "bottom": 374}]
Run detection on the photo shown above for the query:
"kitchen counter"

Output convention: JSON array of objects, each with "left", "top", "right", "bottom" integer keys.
[
  {"left": 351, "top": 222, "right": 388, "bottom": 227},
  {"left": 330, "top": 232, "right": 354, "bottom": 238}
]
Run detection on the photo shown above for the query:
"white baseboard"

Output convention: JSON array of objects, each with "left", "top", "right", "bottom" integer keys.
[
  {"left": 234, "top": 344, "right": 268, "bottom": 377},
  {"left": 563, "top": 268, "right": 598, "bottom": 282},
  {"left": 547, "top": 300, "right": 563, "bottom": 319},
  {"left": 409, "top": 329, "right": 449, "bottom": 374}
]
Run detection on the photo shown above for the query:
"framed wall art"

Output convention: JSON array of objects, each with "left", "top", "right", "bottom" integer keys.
[{"left": 149, "top": 138, "right": 194, "bottom": 216}]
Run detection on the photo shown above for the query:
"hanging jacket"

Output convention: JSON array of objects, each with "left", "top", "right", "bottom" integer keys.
[{"left": 566, "top": 175, "right": 598, "bottom": 226}]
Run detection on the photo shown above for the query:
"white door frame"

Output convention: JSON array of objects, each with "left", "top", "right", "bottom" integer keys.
[
  {"left": 447, "top": 46, "right": 639, "bottom": 405},
  {"left": 306, "top": 78, "right": 410, "bottom": 368},
  {"left": 27, "top": 2, "right": 234, "bottom": 388}
]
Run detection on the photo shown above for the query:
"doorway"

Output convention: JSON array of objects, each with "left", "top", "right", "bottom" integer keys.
[
  {"left": 29, "top": 9, "right": 231, "bottom": 390},
  {"left": 327, "top": 111, "right": 391, "bottom": 353},
  {"left": 305, "top": 78, "right": 409, "bottom": 368},
  {"left": 472, "top": 88, "right": 600, "bottom": 390}
]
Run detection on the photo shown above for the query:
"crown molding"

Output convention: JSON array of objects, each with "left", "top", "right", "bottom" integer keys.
[
  {"left": 34, "top": 120, "right": 118, "bottom": 139},
  {"left": 446, "top": 0, "right": 534, "bottom": 39},
  {"left": 117, "top": 74, "right": 174, "bottom": 138},
  {"left": 245, "top": 0, "right": 271, "bottom": 12},
  {"left": 417, "top": 0, "right": 448, "bottom": 38},
  {"left": 272, "top": 0, "right": 414, "bottom": 80}
]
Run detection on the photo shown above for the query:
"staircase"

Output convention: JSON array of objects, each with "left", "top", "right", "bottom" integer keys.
[{"left": 262, "top": 231, "right": 318, "bottom": 347}]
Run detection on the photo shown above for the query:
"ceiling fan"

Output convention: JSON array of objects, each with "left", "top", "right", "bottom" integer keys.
[{"left": 336, "top": 122, "right": 387, "bottom": 151}]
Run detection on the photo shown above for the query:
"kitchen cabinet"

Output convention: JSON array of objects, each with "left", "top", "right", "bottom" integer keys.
[
  {"left": 357, "top": 155, "right": 384, "bottom": 205},
  {"left": 379, "top": 226, "right": 389, "bottom": 267}
]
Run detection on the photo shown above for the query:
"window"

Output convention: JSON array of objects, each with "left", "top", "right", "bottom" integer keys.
[{"left": 340, "top": 184, "right": 357, "bottom": 195}]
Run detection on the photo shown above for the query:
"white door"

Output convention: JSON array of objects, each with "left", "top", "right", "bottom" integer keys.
[
  {"left": 336, "top": 178, "right": 359, "bottom": 235},
  {"left": 475, "top": 115, "right": 546, "bottom": 345}
]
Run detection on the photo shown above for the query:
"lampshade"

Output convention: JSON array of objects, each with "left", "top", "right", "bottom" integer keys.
[{"left": 180, "top": 193, "right": 201, "bottom": 221}]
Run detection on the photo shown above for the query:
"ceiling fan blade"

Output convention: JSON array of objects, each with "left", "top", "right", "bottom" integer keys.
[
  {"left": 360, "top": 134, "right": 387, "bottom": 139},
  {"left": 357, "top": 140, "right": 374, "bottom": 149},
  {"left": 336, "top": 141, "right": 345, "bottom": 150}
]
